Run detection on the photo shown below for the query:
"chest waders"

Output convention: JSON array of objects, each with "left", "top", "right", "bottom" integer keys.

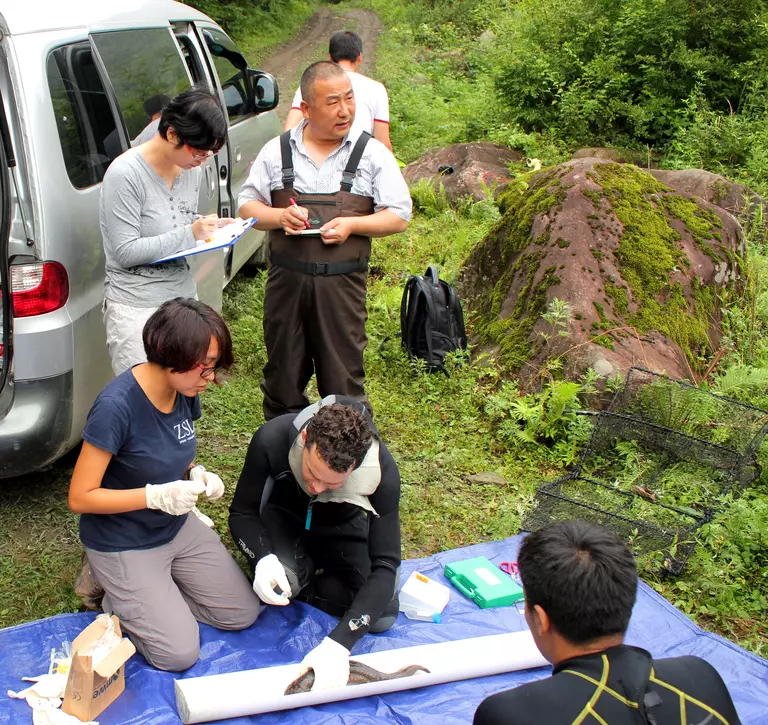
[{"left": 261, "top": 132, "right": 376, "bottom": 420}]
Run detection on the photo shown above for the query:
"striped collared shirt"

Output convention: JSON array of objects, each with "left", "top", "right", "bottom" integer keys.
[{"left": 237, "top": 120, "right": 412, "bottom": 221}]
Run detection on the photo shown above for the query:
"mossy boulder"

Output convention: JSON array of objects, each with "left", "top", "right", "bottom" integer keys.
[
  {"left": 403, "top": 143, "right": 523, "bottom": 204},
  {"left": 572, "top": 147, "right": 660, "bottom": 168},
  {"left": 459, "top": 158, "right": 745, "bottom": 381},
  {"left": 648, "top": 168, "right": 767, "bottom": 221}
]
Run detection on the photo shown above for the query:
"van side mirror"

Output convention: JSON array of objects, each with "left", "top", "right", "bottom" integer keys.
[{"left": 247, "top": 70, "right": 279, "bottom": 113}]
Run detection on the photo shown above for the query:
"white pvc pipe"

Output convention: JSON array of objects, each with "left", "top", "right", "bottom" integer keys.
[{"left": 174, "top": 631, "right": 549, "bottom": 724}]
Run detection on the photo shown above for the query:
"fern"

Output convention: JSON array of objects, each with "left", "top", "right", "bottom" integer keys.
[{"left": 714, "top": 365, "right": 768, "bottom": 395}]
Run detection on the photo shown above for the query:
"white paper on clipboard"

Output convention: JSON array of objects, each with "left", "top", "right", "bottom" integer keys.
[{"left": 150, "top": 217, "right": 257, "bottom": 264}]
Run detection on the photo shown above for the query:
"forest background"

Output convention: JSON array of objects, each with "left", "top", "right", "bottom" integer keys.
[{"left": 1, "top": 0, "right": 765, "bottom": 659}]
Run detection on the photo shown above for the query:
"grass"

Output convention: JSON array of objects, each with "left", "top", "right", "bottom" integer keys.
[{"left": 0, "top": 450, "right": 83, "bottom": 629}]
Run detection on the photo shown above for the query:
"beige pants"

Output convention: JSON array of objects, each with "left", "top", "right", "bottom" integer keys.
[
  {"left": 85, "top": 515, "right": 261, "bottom": 671},
  {"left": 103, "top": 299, "right": 159, "bottom": 376}
]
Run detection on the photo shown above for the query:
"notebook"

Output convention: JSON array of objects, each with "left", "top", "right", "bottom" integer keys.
[{"left": 150, "top": 217, "right": 257, "bottom": 264}]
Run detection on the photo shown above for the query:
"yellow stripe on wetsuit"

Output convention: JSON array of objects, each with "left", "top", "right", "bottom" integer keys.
[
  {"left": 561, "top": 657, "right": 731, "bottom": 724},
  {"left": 649, "top": 668, "right": 730, "bottom": 725}
]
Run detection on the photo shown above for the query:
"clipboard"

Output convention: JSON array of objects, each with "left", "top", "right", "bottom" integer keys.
[{"left": 150, "top": 217, "right": 257, "bottom": 264}]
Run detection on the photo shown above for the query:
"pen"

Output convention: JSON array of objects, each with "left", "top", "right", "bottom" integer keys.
[{"left": 289, "top": 197, "right": 311, "bottom": 228}]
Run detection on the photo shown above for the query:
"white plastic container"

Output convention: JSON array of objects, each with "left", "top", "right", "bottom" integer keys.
[
  {"left": 399, "top": 572, "right": 451, "bottom": 623},
  {"left": 400, "top": 604, "right": 443, "bottom": 623}
]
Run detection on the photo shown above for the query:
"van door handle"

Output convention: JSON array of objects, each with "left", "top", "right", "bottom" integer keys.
[
  {"left": 234, "top": 145, "right": 242, "bottom": 163},
  {"left": 204, "top": 165, "right": 215, "bottom": 198}
]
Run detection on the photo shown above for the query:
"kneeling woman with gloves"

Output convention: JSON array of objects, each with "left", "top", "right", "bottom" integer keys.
[{"left": 68, "top": 298, "right": 260, "bottom": 671}]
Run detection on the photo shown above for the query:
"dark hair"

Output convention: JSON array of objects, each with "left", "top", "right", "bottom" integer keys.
[
  {"left": 329, "top": 31, "right": 363, "bottom": 63},
  {"left": 518, "top": 520, "right": 638, "bottom": 644},
  {"left": 304, "top": 403, "right": 374, "bottom": 472},
  {"left": 300, "top": 61, "right": 347, "bottom": 104},
  {"left": 143, "top": 93, "right": 171, "bottom": 118},
  {"left": 158, "top": 86, "right": 227, "bottom": 152},
  {"left": 143, "top": 298, "right": 234, "bottom": 373}
]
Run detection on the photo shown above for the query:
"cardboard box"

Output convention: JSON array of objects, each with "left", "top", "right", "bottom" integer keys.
[{"left": 62, "top": 615, "right": 136, "bottom": 722}]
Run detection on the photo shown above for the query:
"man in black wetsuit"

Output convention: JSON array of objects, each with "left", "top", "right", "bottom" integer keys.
[
  {"left": 474, "top": 520, "right": 741, "bottom": 725},
  {"left": 229, "top": 396, "right": 400, "bottom": 692}
]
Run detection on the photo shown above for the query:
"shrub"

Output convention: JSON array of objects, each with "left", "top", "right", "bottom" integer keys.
[{"left": 491, "top": 0, "right": 768, "bottom": 148}]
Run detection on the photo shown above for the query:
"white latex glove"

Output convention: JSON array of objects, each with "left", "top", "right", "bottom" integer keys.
[
  {"left": 190, "top": 506, "right": 215, "bottom": 528},
  {"left": 299, "top": 637, "right": 350, "bottom": 692},
  {"left": 189, "top": 464, "right": 225, "bottom": 501},
  {"left": 145, "top": 480, "right": 205, "bottom": 516},
  {"left": 8, "top": 672, "right": 68, "bottom": 701},
  {"left": 252, "top": 554, "right": 292, "bottom": 605},
  {"left": 32, "top": 701, "right": 98, "bottom": 725}
]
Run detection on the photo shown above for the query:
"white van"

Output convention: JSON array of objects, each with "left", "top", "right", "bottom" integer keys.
[{"left": 0, "top": 1, "right": 279, "bottom": 477}]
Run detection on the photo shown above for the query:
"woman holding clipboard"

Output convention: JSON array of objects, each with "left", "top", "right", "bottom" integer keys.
[{"left": 100, "top": 86, "right": 232, "bottom": 376}]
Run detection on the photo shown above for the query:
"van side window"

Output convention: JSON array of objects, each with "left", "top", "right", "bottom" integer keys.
[
  {"left": 47, "top": 45, "right": 118, "bottom": 189},
  {"left": 202, "top": 29, "right": 249, "bottom": 124},
  {"left": 91, "top": 28, "right": 191, "bottom": 143}
]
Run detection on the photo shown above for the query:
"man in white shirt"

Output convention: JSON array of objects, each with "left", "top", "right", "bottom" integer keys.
[
  {"left": 284, "top": 31, "right": 392, "bottom": 151},
  {"left": 239, "top": 61, "right": 411, "bottom": 420}
]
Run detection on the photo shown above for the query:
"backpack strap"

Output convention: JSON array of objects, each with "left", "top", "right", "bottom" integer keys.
[
  {"left": 400, "top": 276, "right": 414, "bottom": 352},
  {"left": 417, "top": 276, "right": 442, "bottom": 367},
  {"left": 425, "top": 265, "right": 440, "bottom": 289},
  {"left": 445, "top": 283, "right": 468, "bottom": 349},
  {"left": 405, "top": 278, "right": 431, "bottom": 362},
  {"left": 280, "top": 130, "right": 294, "bottom": 189},
  {"left": 340, "top": 132, "right": 372, "bottom": 192}
]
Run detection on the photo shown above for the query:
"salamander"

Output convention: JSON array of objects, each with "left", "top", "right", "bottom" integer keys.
[{"left": 284, "top": 660, "right": 430, "bottom": 695}]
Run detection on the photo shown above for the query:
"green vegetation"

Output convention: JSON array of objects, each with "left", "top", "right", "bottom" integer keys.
[
  {"left": 186, "top": 0, "right": 316, "bottom": 61},
  {"left": 490, "top": 0, "right": 768, "bottom": 149}
]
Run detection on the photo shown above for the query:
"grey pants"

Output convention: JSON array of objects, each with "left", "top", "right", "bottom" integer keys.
[{"left": 85, "top": 514, "right": 260, "bottom": 672}]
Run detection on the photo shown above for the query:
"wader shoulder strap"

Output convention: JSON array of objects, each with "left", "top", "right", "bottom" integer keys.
[
  {"left": 340, "top": 132, "right": 372, "bottom": 192},
  {"left": 280, "top": 131, "right": 294, "bottom": 189}
]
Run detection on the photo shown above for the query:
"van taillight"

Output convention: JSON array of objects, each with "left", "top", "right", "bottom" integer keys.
[{"left": 11, "top": 262, "right": 69, "bottom": 317}]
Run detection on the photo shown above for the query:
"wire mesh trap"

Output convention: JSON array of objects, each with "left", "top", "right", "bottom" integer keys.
[{"left": 522, "top": 367, "right": 768, "bottom": 575}]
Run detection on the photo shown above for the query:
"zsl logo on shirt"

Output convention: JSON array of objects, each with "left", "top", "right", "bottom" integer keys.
[{"left": 174, "top": 419, "right": 196, "bottom": 444}]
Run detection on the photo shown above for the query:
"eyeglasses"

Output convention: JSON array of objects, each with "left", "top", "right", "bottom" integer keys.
[
  {"left": 184, "top": 143, "right": 214, "bottom": 160},
  {"left": 197, "top": 363, "right": 217, "bottom": 378}
]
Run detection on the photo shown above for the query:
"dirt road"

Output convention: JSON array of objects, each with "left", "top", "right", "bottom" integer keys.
[{"left": 258, "top": 8, "right": 382, "bottom": 122}]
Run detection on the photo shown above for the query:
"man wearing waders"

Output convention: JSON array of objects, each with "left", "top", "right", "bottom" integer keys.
[
  {"left": 238, "top": 61, "right": 411, "bottom": 421},
  {"left": 229, "top": 397, "right": 402, "bottom": 692}
]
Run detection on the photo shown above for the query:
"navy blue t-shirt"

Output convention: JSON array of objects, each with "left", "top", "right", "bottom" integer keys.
[{"left": 79, "top": 369, "right": 201, "bottom": 552}]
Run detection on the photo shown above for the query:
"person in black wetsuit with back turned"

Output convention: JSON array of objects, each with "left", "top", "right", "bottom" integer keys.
[
  {"left": 474, "top": 520, "right": 741, "bottom": 725},
  {"left": 229, "top": 395, "right": 400, "bottom": 693}
]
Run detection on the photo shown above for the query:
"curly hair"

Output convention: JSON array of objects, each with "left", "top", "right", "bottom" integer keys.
[{"left": 304, "top": 403, "right": 375, "bottom": 473}]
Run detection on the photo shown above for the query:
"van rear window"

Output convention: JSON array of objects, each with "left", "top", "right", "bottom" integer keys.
[{"left": 47, "top": 45, "right": 119, "bottom": 189}]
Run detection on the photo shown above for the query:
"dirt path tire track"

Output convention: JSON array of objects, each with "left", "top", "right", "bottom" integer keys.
[{"left": 259, "top": 8, "right": 382, "bottom": 122}]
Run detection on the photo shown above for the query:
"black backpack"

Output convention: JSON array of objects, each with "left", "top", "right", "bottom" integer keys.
[{"left": 400, "top": 266, "right": 468, "bottom": 372}]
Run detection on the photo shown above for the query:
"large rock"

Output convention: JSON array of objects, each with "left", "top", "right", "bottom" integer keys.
[
  {"left": 459, "top": 159, "right": 744, "bottom": 382},
  {"left": 648, "top": 168, "right": 766, "bottom": 219},
  {"left": 403, "top": 143, "right": 523, "bottom": 204},
  {"left": 573, "top": 147, "right": 659, "bottom": 168}
]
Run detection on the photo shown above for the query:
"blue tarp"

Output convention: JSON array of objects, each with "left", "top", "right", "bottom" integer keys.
[{"left": 1, "top": 535, "right": 766, "bottom": 724}]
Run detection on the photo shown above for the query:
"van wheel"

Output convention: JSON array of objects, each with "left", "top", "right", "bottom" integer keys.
[{"left": 242, "top": 240, "right": 269, "bottom": 275}]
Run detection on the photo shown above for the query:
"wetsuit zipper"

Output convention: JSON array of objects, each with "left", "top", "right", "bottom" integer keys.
[{"left": 305, "top": 497, "right": 316, "bottom": 530}]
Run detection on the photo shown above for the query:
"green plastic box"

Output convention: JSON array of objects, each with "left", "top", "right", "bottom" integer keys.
[{"left": 444, "top": 556, "right": 524, "bottom": 608}]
